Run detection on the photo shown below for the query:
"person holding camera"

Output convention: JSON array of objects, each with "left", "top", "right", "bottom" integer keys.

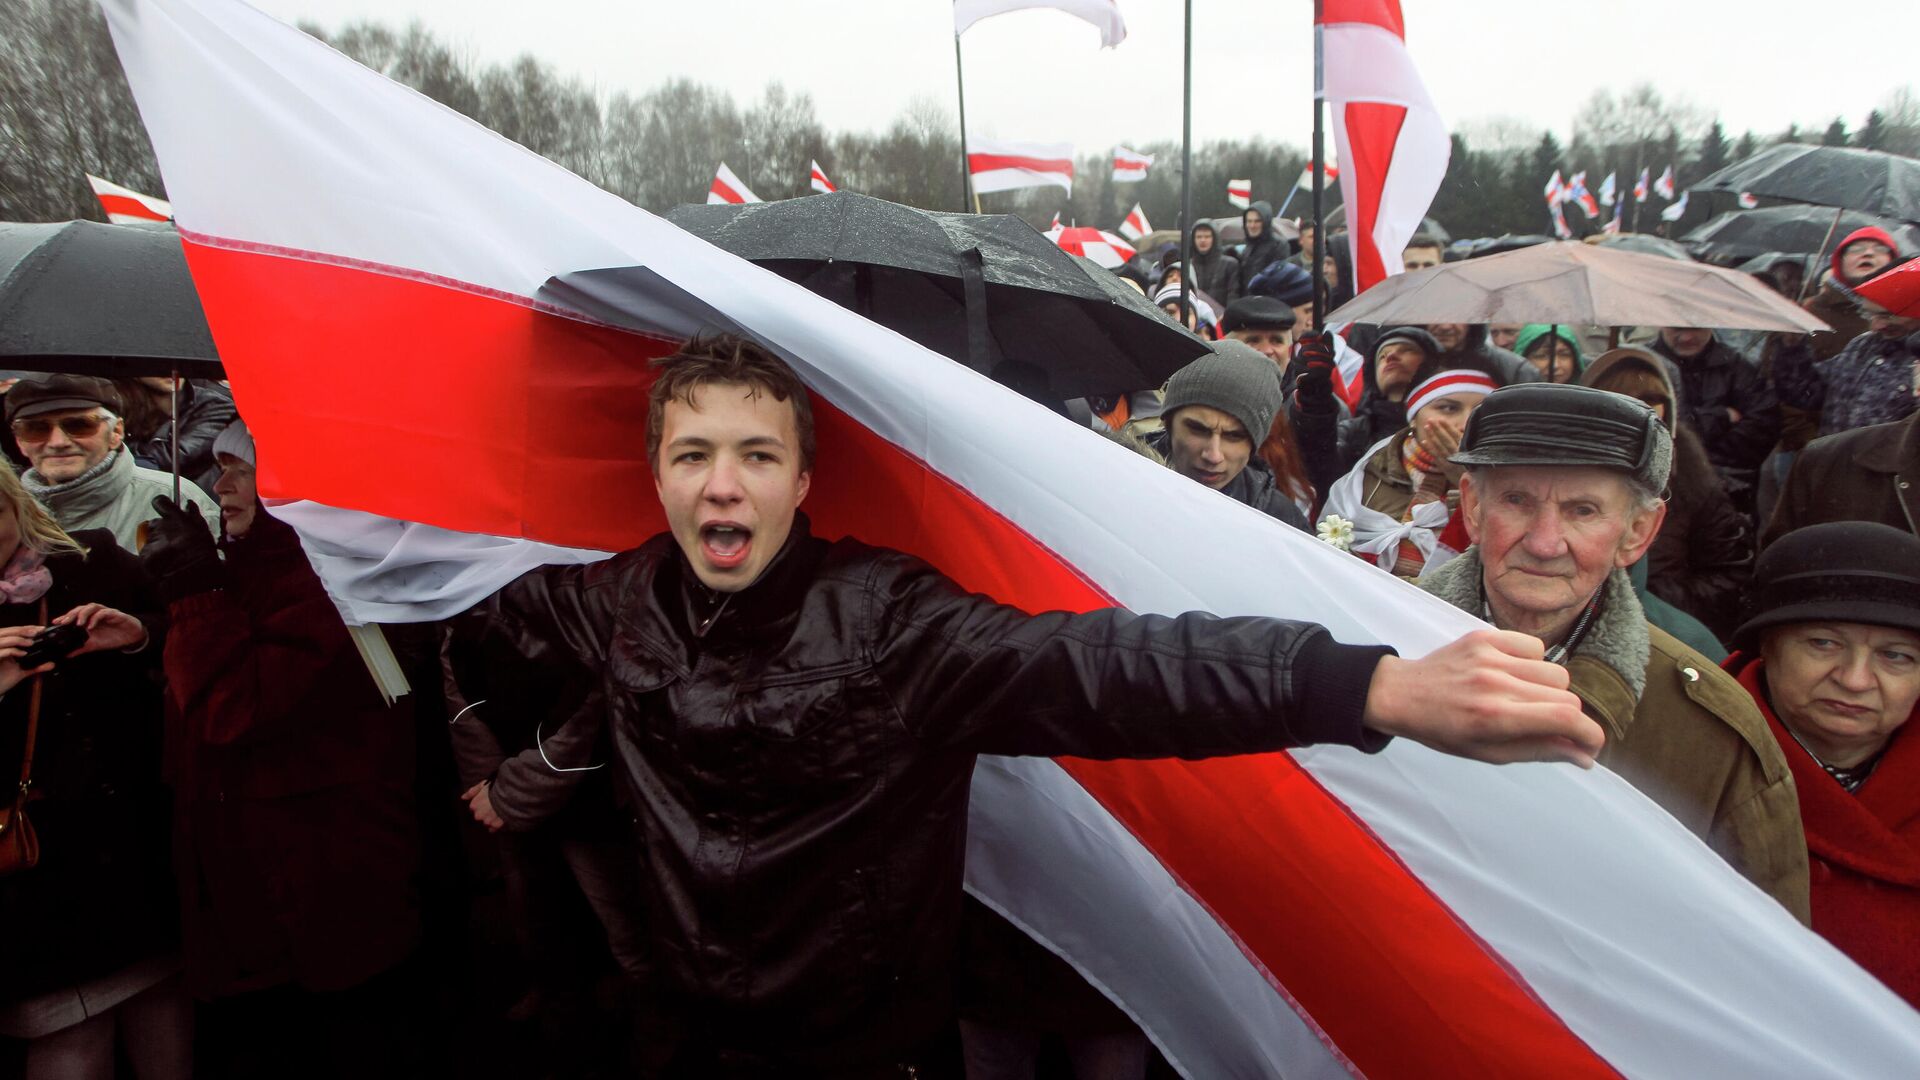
[{"left": 0, "top": 465, "right": 185, "bottom": 1080}]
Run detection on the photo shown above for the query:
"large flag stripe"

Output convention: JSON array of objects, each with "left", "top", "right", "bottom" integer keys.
[
  {"left": 967, "top": 152, "right": 1074, "bottom": 175},
  {"left": 95, "top": 192, "right": 170, "bottom": 222}
]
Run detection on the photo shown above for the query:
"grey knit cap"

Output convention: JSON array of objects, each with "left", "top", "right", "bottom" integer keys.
[{"left": 1161, "top": 340, "right": 1284, "bottom": 441}]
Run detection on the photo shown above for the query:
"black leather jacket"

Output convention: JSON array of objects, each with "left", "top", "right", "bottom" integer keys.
[{"left": 460, "top": 515, "right": 1390, "bottom": 1064}]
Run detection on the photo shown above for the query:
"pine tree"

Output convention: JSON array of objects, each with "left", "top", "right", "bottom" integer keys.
[
  {"left": 1858, "top": 110, "right": 1887, "bottom": 151},
  {"left": 1733, "top": 132, "right": 1759, "bottom": 161},
  {"left": 1822, "top": 117, "right": 1850, "bottom": 146},
  {"left": 1779, "top": 123, "right": 1801, "bottom": 145},
  {"left": 1697, "top": 120, "right": 1730, "bottom": 175}
]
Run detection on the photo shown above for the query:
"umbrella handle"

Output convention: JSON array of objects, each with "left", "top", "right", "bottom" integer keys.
[
  {"left": 171, "top": 363, "right": 181, "bottom": 504},
  {"left": 1796, "top": 206, "right": 1846, "bottom": 304}
]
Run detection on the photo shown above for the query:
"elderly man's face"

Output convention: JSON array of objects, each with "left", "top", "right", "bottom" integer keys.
[
  {"left": 13, "top": 407, "right": 123, "bottom": 484},
  {"left": 1761, "top": 621, "right": 1920, "bottom": 768},
  {"left": 654, "top": 382, "right": 811, "bottom": 592},
  {"left": 1165, "top": 405, "right": 1253, "bottom": 490},
  {"left": 1840, "top": 240, "right": 1895, "bottom": 284},
  {"left": 1401, "top": 245, "right": 1443, "bottom": 271},
  {"left": 1659, "top": 327, "right": 1714, "bottom": 359},
  {"left": 1229, "top": 327, "right": 1292, "bottom": 366},
  {"left": 1489, "top": 324, "right": 1523, "bottom": 351},
  {"left": 1461, "top": 465, "right": 1664, "bottom": 639},
  {"left": 1426, "top": 324, "right": 1468, "bottom": 352}
]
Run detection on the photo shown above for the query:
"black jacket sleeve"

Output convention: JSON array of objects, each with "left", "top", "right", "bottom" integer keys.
[
  {"left": 1769, "top": 336, "right": 1825, "bottom": 413},
  {"left": 863, "top": 554, "right": 1394, "bottom": 760}
]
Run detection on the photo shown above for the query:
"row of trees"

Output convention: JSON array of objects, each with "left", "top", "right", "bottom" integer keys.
[{"left": 5, "top": 0, "right": 1918, "bottom": 245}]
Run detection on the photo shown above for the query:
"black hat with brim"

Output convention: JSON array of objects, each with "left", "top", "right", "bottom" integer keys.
[
  {"left": 1449, "top": 383, "right": 1672, "bottom": 492},
  {"left": 1220, "top": 296, "right": 1297, "bottom": 334},
  {"left": 1732, "top": 522, "right": 1920, "bottom": 651}
]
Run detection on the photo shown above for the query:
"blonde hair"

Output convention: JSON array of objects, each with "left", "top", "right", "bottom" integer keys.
[{"left": 0, "top": 467, "right": 86, "bottom": 558}]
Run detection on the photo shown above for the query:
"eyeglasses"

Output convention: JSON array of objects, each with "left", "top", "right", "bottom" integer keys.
[{"left": 10, "top": 414, "right": 110, "bottom": 442}]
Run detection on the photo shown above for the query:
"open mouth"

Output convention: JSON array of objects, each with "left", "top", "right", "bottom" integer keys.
[{"left": 700, "top": 522, "right": 753, "bottom": 569}]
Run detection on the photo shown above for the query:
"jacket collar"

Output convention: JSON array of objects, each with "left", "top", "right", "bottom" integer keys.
[
  {"left": 22, "top": 446, "right": 134, "bottom": 519},
  {"left": 1422, "top": 547, "right": 1650, "bottom": 727},
  {"left": 645, "top": 511, "right": 828, "bottom": 655},
  {"left": 1728, "top": 655, "right": 1920, "bottom": 885},
  {"left": 1852, "top": 412, "right": 1920, "bottom": 475}
]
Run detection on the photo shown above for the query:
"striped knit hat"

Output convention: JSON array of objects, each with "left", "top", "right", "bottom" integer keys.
[{"left": 1403, "top": 369, "right": 1498, "bottom": 420}]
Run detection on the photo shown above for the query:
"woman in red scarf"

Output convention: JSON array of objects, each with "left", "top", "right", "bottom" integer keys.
[{"left": 1724, "top": 521, "right": 1920, "bottom": 1006}]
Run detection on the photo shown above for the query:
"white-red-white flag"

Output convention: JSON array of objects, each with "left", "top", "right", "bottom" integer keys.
[
  {"left": 1047, "top": 211, "right": 1061, "bottom": 231},
  {"left": 1654, "top": 164, "right": 1676, "bottom": 200},
  {"left": 1049, "top": 225, "right": 1135, "bottom": 268},
  {"left": 953, "top": 0, "right": 1126, "bottom": 47},
  {"left": 1319, "top": 0, "right": 1451, "bottom": 292},
  {"left": 1566, "top": 172, "right": 1600, "bottom": 219},
  {"left": 100, "top": 1, "right": 1920, "bottom": 1075},
  {"left": 707, "top": 162, "right": 761, "bottom": 205},
  {"left": 1544, "top": 169, "right": 1566, "bottom": 205},
  {"left": 1551, "top": 199, "right": 1574, "bottom": 238},
  {"left": 86, "top": 172, "right": 172, "bottom": 223},
  {"left": 1738, "top": 191, "right": 1759, "bottom": 210},
  {"left": 809, "top": 160, "right": 836, "bottom": 194},
  {"left": 1661, "top": 189, "right": 1690, "bottom": 222},
  {"left": 967, "top": 138, "right": 1073, "bottom": 195},
  {"left": 1634, "top": 166, "right": 1651, "bottom": 201},
  {"left": 1112, "top": 146, "right": 1153, "bottom": 182},
  {"left": 1598, "top": 171, "right": 1617, "bottom": 207},
  {"left": 1117, "top": 203, "right": 1150, "bottom": 241},
  {"left": 1293, "top": 162, "right": 1340, "bottom": 190},
  {"left": 1225, "top": 179, "right": 1251, "bottom": 209}
]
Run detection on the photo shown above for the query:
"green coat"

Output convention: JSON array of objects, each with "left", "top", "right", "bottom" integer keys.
[{"left": 1424, "top": 549, "right": 1811, "bottom": 924}]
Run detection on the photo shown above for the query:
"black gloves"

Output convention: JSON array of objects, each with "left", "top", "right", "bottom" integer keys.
[
  {"left": 140, "top": 495, "right": 225, "bottom": 604},
  {"left": 1291, "top": 331, "right": 1338, "bottom": 415}
]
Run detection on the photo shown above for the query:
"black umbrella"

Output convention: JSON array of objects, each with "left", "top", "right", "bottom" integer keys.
[
  {"left": 660, "top": 192, "right": 1207, "bottom": 400},
  {"left": 1682, "top": 206, "right": 1920, "bottom": 266},
  {"left": 0, "top": 219, "right": 222, "bottom": 379},
  {"left": 0, "top": 219, "right": 221, "bottom": 500},
  {"left": 1453, "top": 234, "right": 1551, "bottom": 260},
  {"left": 1692, "top": 143, "right": 1920, "bottom": 223}
]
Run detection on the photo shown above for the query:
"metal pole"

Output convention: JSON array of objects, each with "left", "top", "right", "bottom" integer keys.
[
  {"left": 954, "top": 36, "right": 974, "bottom": 213},
  {"left": 1177, "top": 0, "right": 1193, "bottom": 330},
  {"left": 1311, "top": 2, "right": 1326, "bottom": 333},
  {"left": 1796, "top": 205, "right": 1847, "bottom": 304},
  {"left": 169, "top": 363, "right": 180, "bottom": 503}
]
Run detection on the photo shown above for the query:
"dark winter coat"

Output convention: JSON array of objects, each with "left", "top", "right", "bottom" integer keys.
[
  {"left": 1436, "top": 324, "right": 1539, "bottom": 388},
  {"left": 1649, "top": 334, "right": 1782, "bottom": 484},
  {"left": 1728, "top": 655, "right": 1920, "bottom": 1008},
  {"left": 1139, "top": 426, "right": 1311, "bottom": 533},
  {"left": 1764, "top": 411, "right": 1919, "bottom": 547},
  {"left": 0, "top": 531, "right": 174, "bottom": 1003},
  {"left": 1771, "top": 328, "right": 1917, "bottom": 439},
  {"left": 129, "top": 379, "right": 239, "bottom": 495},
  {"left": 1187, "top": 221, "right": 1241, "bottom": 306},
  {"left": 1646, "top": 425, "right": 1753, "bottom": 641},
  {"left": 162, "top": 510, "right": 419, "bottom": 996},
  {"left": 1235, "top": 200, "right": 1287, "bottom": 295},
  {"left": 459, "top": 514, "right": 1391, "bottom": 1067}
]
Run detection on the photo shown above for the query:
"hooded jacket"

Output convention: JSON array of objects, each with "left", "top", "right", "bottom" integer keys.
[
  {"left": 1422, "top": 550, "right": 1810, "bottom": 923},
  {"left": 1235, "top": 200, "right": 1287, "bottom": 295},
  {"left": 1649, "top": 333, "right": 1782, "bottom": 482},
  {"left": 1187, "top": 221, "right": 1241, "bottom": 305},
  {"left": 1436, "top": 324, "right": 1539, "bottom": 388}
]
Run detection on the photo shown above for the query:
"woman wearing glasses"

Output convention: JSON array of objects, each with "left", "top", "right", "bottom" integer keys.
[{"left": 0, "top": 463, "right": 187, "bottom": 1079}]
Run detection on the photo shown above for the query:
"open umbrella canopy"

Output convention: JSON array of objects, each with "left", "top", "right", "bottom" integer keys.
[
  {"left": 1449, "top": 234, "right": 1550, "bottom": 261},
  {"left": 1856, "top": 258, "right": 1920, "bottom": 318},
  {"left": 657, "top": 192, "right": 1207, "bottom": 399},
  {"left": 0, "top": 219, "right": 222, "bottom": 378},
  {"left": 1587, "top": 233, "right": 1694, "bottom": 261},
  {"left": 1692, "top": 143, "right": 1920, "bottom": 223},
  {"left": 1326, "top": 239, "right": 1829, "bottom": 333},
  {"left": 1682, "top": 205, "right": 1920, "bottom": 265}
]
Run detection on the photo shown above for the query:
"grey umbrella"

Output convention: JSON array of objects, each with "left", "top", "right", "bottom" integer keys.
[
  {"left": 1691, "top": 143, "right": 1920, "bottom": 223},
  {"left": 1588, "top": 233, "right": 1695, "bottom": 261},
  {"left": 656, "top": 192, "right": 1207, "bottom": 400},
  {"left": 1682, "top": 206, "right": 1920, "bottom": 266}
]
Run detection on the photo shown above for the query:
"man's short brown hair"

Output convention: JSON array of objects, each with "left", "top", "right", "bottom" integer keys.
[{"left": 646, "top": 333, "right": 816, "bottom": 473}]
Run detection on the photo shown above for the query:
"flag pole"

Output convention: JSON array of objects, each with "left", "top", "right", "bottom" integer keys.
[
  {"left": 954, "top": 35, "right": 974, "bottom": 213},
  {"left": 1177, "top": 0, "right": 1193, "bottom": 329},
  {"left": 1310, "top": 1, "right": 1326, "bottom": 333}
]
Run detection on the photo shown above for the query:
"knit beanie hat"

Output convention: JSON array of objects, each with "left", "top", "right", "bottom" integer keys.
[
  {"left": 1161, "top": 340, "right": 1284, "bottom": 443},
  {"left": 1404, "top": 369, "right": 1499, "bottom": 421},
  {"left": 1247, "top": 260, "right": 1315, "bottom": 307},
  {"left": 1513, "top": 324, "right": 1584, "bottom": 374},
  {"left": 211, "top": 418, "right": 255, "bottom": 466}
]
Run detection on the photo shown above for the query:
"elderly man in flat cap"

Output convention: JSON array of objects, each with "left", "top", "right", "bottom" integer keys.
[{"left": 1420, "top": 383, "right": 1811, "bottom": 921}]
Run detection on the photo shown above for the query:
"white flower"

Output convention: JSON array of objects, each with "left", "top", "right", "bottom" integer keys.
[{"left": 1316, "top": 515, "right": 1355, "bottom": 551}]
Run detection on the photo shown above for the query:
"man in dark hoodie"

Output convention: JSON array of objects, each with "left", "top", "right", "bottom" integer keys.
[
  {"left": 1236, "top": 200, "right": 1287, "bottom": 295},
  {"left": 1425, "top": 324, "right": 1539, "bottom": 387},
  {"left": 1188, "top": 220, "right": 1241, "bottom": 305}
]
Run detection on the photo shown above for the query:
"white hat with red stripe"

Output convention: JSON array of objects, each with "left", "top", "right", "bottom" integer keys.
[{"left": 1404, "top": 369, "right": 1498, "bottom": 420}]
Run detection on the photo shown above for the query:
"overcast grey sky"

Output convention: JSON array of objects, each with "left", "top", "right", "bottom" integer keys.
[{"left": 249, "top": 0, "right": 1917, "bottom": 151}]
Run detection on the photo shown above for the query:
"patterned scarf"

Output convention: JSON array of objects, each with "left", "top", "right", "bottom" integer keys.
[{"left": 0, "top": 544, "right": 53, "bottom": 605}]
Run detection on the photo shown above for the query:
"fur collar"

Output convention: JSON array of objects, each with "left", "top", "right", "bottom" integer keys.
[{"left": 1421, "top": 547, "right": 1650, "bottom": 699}]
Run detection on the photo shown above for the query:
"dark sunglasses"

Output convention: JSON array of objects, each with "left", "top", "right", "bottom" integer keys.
[{"left": 10, "top": 414, "right": 111, "bottom": 442}]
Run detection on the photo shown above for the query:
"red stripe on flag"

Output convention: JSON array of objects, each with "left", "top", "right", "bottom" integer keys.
[
  {"left": 1340, "top": 101, "right": 1408, "bottom": 292},
  {"left": 1317, "top": 0, "right": 1405, "bottom": 36},
  {"left": 181, "top": 235, "right": 1617, "bottom": 1078},
  {"left": 95, "top": 192, "right": 168, "bottom": 221},
  {"left": 968, "top": 153, "right": 1074, "bottom": 177}
]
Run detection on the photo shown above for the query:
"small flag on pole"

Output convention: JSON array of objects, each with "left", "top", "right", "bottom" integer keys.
[
  {"left": 1293, "top": 162, "right": 1339, "bottom": 190},
  {"left": 708, "top": 162, "right": 761, "bottom": 205},
  {"left": 1118, "top": 203, "right": 1151, "bottom": 242},
  {"left": 1226, "top": 179, "right": 1252, "bottom": 210},
  {"left": 87, "top": 173, "right": 172, "bottom": 223},
  {"left": 1048, "top": 211, "right": 1062, "bottom": 231},
  {"left": 1049, "top": 225, "right": 1136, "bottom": 268},
  {"left": 1604, "top": 198, "right": 1623, "bottom": 235},
  {"left": 1633, "top": 167, "right": 1650, "bottom": 201},
  {"left": 968, "top": 138, "right": 1074, "bottom": 195},
  {"left": 1112, "top": 147, "right": 1154, "bottom": 182},
  {"left": 1660, "top": 190, "right": 1689, "bottom": 223},
  {"left": 1654, "top": 164, "right": 1676, "bottom": 201},
  {"left": 1543, "top": 170, "right": 1566, "bottom": 205},
  {"left": 953, "top": 0, "right": 1127, "bottom": 48},
  {"left": 810, "top": 160, "right": 836, "bottom": 194},
  {"left": 1550, "top": 200, "right": 1574, "bottom": 238},
  {"left": 1598, "top": 172, "right": 1616, "bottom": 208},
  {"left": 1738, "top": 192, "right": 1759, "bottom": 210},
  {"left": 1566, "top": 172, "right": 1600, "bottom": 219}
]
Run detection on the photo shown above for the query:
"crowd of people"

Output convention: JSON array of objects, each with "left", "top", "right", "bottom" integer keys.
[{"left": 0, "top": 200, "right": 1916, "bottom": 1080}]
